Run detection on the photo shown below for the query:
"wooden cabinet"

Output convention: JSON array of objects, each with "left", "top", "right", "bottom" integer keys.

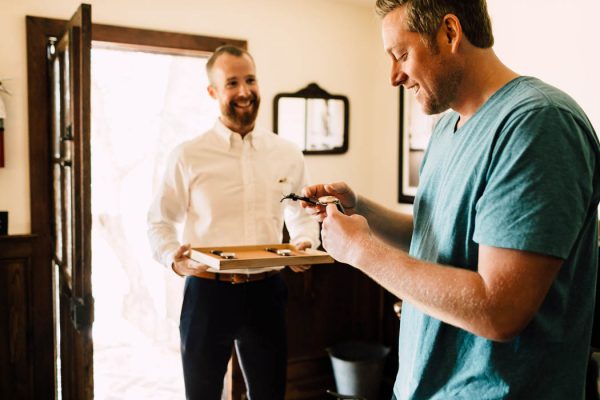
[
  {"left": 0, "top": 235, "right": 54, "bottom": 399},
  {"left": 282, "top": 262, "right": 399, "bottom": 399}
]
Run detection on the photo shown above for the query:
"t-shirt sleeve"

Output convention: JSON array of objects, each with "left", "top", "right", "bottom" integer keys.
[{"left": 473, "top": 106, "right": 596, "bottom": 259}]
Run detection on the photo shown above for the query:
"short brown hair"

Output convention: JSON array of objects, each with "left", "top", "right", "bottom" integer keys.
[
  {"left": 375, "top": 0, "right": 494, "bottom": 49},
  {"left": 205, "top": 45, "right": 254, "bottom": 81}
]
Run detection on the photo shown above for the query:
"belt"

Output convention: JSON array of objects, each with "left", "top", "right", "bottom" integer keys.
[{"left": 195, "top": 270, "right": 279, "bottom": 284}]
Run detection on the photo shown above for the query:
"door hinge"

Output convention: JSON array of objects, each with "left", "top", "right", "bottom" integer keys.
[{"left": 70, "top": 295, "right": 94, "bottom": 331}]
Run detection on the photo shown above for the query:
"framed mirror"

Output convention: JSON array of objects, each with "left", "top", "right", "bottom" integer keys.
[{"left": 274, "top": 83, "right": 349, "bottom": 154}]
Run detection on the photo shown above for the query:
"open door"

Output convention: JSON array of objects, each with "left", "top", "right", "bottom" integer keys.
[{"left": 47, "top": 4, "right": 94, "bottom": 399}]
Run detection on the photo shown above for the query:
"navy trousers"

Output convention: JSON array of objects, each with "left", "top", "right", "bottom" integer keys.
[{"left": 179, "top": 273, "right": 288, "bottom": 400}]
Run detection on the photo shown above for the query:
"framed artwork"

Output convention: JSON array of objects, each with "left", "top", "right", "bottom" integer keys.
[{"left": 398, "top": 87, "right": 444, "bottom": 203}]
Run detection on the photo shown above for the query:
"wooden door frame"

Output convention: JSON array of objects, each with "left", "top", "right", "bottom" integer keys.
[
  {"left": 26, "top": 16, "right": 66, "bottom": 399},
  {"left": 26, "top": 15, "right": 245, "bottom": 398}
]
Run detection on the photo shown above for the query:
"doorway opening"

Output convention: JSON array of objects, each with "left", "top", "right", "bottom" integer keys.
[
  {"left": 26, "top": 13, "right": 248, "bottom": 398},
  {"left": 90, "top": 47, "right": 218, "bottom": 399}
]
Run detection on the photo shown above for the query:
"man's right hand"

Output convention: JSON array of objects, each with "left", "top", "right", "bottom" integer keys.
[
  {"left": 301, "top": 182, "right": 358, "bottom": 222},
  {"left": 172, "top": 243, "right": 210, "bottom": 277}
]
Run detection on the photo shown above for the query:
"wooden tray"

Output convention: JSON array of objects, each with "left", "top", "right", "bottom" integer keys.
[{"left": 186, "top": 243, "right": 334, "bottom": 271}]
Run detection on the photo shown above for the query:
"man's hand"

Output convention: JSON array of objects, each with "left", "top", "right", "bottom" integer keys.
[
  {"left": 288, "top": 241, "right": 312, "bottom": 272},
  {"left": 321, "top": 204, "right": 371, "bottom": 266},
  {"left": 301, "top": 182, "right": 358, "bottom": 221},
  {"left": 172, "top": 243, "right": 210, "bottom": 276}
]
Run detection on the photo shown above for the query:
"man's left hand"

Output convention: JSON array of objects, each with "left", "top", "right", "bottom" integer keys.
[{"left": 289, "top": 241, "right": 312, "bottom": 272}]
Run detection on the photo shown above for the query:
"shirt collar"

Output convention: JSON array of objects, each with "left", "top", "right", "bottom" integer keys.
[{"left": 213, "top": 118, "right": 263, "bottom": 151}]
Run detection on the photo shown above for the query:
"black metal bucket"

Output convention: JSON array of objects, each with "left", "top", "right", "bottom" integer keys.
[{"left": 327, "top": 341, "right": 391, "bottom": 400}]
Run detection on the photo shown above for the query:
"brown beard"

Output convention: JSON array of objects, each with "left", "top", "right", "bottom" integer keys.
[
  {"left": 419, "top": 41, "right": 462, "bottom": 115},
  {"left": 424, "top": 61, "right": 463, "bottom": 115},
  {"left": 226, "top": 94, "right": 260, "bottom": 129}
]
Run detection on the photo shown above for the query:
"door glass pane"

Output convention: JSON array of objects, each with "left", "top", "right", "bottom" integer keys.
[
  {"left": 53, "top": 163, "right": 63, "bottom": 263},
  {"left": 62, "top": 44, "right": 71, "bottom": 120},
  {"left": 52, "top": 57, "right": 61, "bottom": 159},
  {"left": 64, "top": 163, "right": 73, "bottom": 284},
  {"left": 51, "top": 55, "right": 64, "bottom": 263}
]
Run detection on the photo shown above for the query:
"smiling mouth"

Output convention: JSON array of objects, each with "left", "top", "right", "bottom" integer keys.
[
  {"left": 233, "top": 95, "right": 256, "bottom": 110},
  {"left": 408, "top": 85, "right": 419, "bottom": 95},
  {"left": 235, "top": 100, "right": 252, "bottom": 108}
]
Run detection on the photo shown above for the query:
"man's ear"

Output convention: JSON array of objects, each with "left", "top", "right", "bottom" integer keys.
[
  {"left": 207, "top": 84, "right": 217, "bottom": 99},
  {"left": 441, "top": 13, "right": 462, "bottom": 52}
]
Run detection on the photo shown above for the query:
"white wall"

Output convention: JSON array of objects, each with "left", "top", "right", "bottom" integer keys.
[
  {"left": 488, "top": 0, "right": 600, "bottom": 133},
  {"left": 0, "top": 0, "right": 598, "bottom": 234}
]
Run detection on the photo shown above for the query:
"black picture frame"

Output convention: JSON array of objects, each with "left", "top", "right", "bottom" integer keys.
[
  {"left": 398, "top": 87, "right": 442, "bottom": 203},
  {"left": 273, "top": 83, "right": 349, "bottom": 155}
]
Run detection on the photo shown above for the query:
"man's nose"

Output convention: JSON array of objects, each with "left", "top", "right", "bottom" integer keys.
[
  {"left": 237, "top": 83, "right": 251, "bottom": 97},
  {"left": 390, "top": 62, "right": 407, "bottom": 87}
]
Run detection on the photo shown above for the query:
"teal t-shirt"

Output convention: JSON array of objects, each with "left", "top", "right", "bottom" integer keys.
[{"left": 395, "top": 77, "right": 600, "bottom": 399}]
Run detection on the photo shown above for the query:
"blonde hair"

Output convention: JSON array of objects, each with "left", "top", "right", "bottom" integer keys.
[{"left": 375, "top": 0, "right": 494, "bottom": 49}]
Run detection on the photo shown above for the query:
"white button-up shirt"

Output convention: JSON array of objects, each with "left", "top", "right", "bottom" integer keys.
[{"left": 147, "top": 119, "right": 320, "bottom": 274}]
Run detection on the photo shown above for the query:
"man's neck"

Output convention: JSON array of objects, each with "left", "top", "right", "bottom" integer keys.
[
  {"left": 220, "top": 117, "right": 254, "bottom": 138},
  {"left": 452, "top": 49, "right": 519, "bottom": 128}
]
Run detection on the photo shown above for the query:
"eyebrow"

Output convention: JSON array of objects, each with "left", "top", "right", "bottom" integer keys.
[{"left": 225, "top": 74, "right": 256, "bottom": 82}]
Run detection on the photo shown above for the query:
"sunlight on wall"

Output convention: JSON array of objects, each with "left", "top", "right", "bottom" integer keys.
[{"left": 90, "top": 48, "right": 219, "bottom": 399}]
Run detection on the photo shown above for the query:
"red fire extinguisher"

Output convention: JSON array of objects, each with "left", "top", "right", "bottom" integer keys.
[
  {"left": 0, "top": 96, "right": 5, "bottom": 168},
  {"left": 0, "top": 81, "right": 7, "bottom": 168}
]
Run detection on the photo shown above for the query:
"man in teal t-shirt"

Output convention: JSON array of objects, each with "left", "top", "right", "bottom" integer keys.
[
  {"left": 398, "top": 76, "right": 599, "bottom": 399},
  {"left": 301, "top": 0, "right": 600, "bottom": 399}
]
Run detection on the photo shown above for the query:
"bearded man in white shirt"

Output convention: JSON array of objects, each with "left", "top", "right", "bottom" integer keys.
[{"left": 147, "top": 45, "right": 320, "bottom": 400}]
